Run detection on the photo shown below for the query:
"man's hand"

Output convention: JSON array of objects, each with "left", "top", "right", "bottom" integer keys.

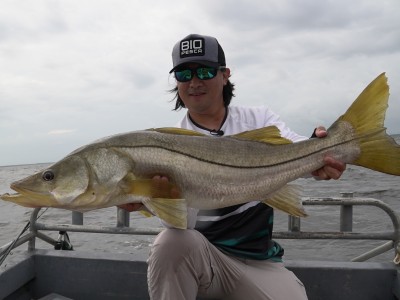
[
  {"left": 311, "top": 126, "right": 346, "bottom": 180},
  {"left": 151, "top": 175, "right": 181, "bottom": 199}
]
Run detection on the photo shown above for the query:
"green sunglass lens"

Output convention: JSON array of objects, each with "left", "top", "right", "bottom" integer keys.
[
  {"left": 197, "top": 68, "right": 216, "bottom": 80},
  {"left": 175, "top": 69, "right": 192, "bottom": 82},
  {"left": 175, "top": 67, "right": 218, "bottom": 82}
]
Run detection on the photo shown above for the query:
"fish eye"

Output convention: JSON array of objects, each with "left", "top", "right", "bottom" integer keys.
[{"left": 42, "top": 170, "right": 55, "bottom": 181}]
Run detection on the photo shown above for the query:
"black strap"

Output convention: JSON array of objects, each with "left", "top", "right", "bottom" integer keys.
[{"left": 188, "top": 107, "right": 228, "bottom": 136}]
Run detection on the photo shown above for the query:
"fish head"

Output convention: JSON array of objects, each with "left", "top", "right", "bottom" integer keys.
[{"left": 6, "top": 155, "right": 90, "bottom": 208}]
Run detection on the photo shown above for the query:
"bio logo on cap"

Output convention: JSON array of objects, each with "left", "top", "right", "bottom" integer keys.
[{"left": 180, "top": 38, "right": 205, "bottom": 58}]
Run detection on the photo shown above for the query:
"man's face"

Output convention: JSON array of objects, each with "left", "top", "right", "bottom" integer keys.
[{"left": 176, "top": 64, "right": 230, "bottom": 114}]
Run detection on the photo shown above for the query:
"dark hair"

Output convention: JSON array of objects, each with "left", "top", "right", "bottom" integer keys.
[{"left": 170, "top": 74, "right": 235, "bottom": 111}]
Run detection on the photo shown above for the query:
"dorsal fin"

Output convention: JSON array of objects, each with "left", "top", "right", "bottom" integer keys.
[
  {"left": 152, "top": 126, "right": 292, "bottom": 145},
  {"left": 232, "top": 126, "right": 292, "bottom": 145},
  {"left": 151, "top": 127, "right": 206, "bottom": 136}
]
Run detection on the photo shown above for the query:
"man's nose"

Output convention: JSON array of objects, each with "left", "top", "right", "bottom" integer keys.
[{"left": 189, "top": 74, "right": 203, "bottom": 87}]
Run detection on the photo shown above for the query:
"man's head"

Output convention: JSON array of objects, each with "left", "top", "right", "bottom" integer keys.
[{"left": 169, "top": 34, "right": 235, "bottom": 111}]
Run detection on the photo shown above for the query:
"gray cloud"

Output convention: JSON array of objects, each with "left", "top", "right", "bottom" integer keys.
[{"left": 0, "top": 0, "right": 399, "bottom": 165}]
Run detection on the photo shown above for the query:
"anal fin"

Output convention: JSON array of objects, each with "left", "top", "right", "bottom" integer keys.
[
  {"left": 143, "top": 198, "right": 187, "bottom": 229},
  {"left": 263, "top": 184, "right": 307, "bottom": 217}
]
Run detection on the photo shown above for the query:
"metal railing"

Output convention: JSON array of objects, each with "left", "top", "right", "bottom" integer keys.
[
  {"left": 1, "top": 193, "right": 400, "bottom": 263},
  {"left": 281, "top": 193, "right": 400, "bottom": 263}
]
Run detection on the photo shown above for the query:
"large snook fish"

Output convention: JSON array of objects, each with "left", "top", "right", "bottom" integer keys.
[{"left": 1, "top": 73, "right": 400, "bottom": 229}]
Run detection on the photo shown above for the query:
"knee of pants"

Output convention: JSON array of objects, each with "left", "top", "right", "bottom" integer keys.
[{"left": 148, "top": 229, "right": 206, "bottom": 266}]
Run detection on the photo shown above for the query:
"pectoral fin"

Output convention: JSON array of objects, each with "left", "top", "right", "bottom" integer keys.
[
  {"left": 263, "top": 184, "right": 307, "bottom": 217},
  {"left": 142, "top": 198, "right": 187, "bottom": 229},
  {"left": 120, "top": 175, "right": 180, "bottom": 198},
  {"left": 119, "top": 175, "right": 187, "bottom": 227}
]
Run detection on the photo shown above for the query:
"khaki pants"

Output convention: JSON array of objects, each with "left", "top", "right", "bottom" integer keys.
[{"left": 147, "top": 229, "right": 308, "bottom": 300}]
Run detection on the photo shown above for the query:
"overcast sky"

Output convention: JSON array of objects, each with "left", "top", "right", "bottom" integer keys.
[{"left": 1, "top": 0, "right": 399, "bottom": 166}]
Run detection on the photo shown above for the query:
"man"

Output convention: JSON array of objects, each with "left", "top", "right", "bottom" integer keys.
[{"left": 121, "top": 34, "right": 345, "bottom": 300}]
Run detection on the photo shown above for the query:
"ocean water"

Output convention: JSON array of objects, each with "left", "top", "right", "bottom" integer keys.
[{"left": 1, "top": 135, "right": 399, "bottom": 265}]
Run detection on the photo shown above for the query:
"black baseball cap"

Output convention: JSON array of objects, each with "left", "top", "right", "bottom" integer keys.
[{"left": 169, "top": 34, "right": 226, "bottom": 73}]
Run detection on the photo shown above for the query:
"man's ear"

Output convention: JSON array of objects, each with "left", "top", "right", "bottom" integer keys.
[{"left": 223, "top": 67, "right": 231, "bottom": 84}]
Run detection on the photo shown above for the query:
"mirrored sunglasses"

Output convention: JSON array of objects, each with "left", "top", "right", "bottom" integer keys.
[{"left": 174, "top": 66, "right": 225, "bottom": 82}]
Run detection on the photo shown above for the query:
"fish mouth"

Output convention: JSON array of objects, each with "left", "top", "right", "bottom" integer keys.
[
  {"left": 0, "top": 192, "right": 43, "bottom": 208},
  {"left": 7, "top": 182, "right": 57, "bottom": 207},
  {"left": 10, "top": 182, "right": 38, "bottom": 197},
  {"left": 10, "top": 179, "right": 50, "bottom": 196}
]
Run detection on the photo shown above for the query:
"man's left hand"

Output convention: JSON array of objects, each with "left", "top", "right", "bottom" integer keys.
[{"left": 311, "top": 126, "right": 346, "bottom": 180}]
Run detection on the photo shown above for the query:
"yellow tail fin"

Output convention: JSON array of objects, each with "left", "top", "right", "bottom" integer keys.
[{"left": 333, "top": 73, "right": 400, "bottom": 175}]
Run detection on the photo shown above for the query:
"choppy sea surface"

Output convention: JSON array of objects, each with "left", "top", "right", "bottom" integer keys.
[{"left": 1, "top": 135, "right": 399, "bottom": 267}]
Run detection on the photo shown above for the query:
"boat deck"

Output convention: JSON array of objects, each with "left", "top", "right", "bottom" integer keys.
[{"left": 1, "top": 249, "right": 399, "bottom": 300}]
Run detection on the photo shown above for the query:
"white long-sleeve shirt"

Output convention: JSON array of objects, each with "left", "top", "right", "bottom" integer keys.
[{"left": 177, "top": 105, "right": 307, "bottom": 142}]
